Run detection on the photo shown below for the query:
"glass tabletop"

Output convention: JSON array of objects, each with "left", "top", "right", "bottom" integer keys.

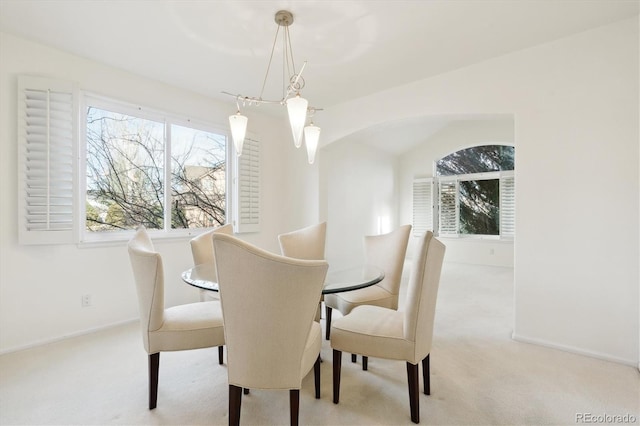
[{"left": 182, "top": 264, "right": 384, "bottom": 294}]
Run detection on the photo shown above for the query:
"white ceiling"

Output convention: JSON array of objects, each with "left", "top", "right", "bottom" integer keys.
[{"left": 1, "top": 0, "right": 638, "bottom": 154}]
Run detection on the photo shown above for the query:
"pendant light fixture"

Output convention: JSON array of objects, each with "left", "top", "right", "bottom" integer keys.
[{"left": 224, "top": 10, "right": 321, "bottom": 161}]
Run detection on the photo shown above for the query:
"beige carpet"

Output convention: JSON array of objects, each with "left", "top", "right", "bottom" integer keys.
[{"left": 1, "top": 263, "right": 638, "bottom": 425}]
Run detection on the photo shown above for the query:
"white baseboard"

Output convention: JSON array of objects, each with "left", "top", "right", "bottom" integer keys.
[
  {"left": 512, "top": 332, "right": 638, "bottom": 368},
  {"left": 0, "top": 318, "right": 138, "bottom": 356}
]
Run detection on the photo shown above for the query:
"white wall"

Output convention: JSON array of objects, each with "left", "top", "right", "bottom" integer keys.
[
  {"left": 0, "top": 33, "right": 308, "bottom": 353},
  {"left": 319, "top": 140, "right": 399, "bottom": 270},
  {"left": 316, "top": 18, "right": 639, "bottom": 365}
]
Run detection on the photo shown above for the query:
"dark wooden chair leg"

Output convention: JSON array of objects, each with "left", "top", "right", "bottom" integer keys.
[
  {"left": 362, "top": 356, "right": 368, "bottom": 371},
  {"left": 314, "top": 355, "right": 321, "bottom": 399},
  {"left": 351, "top": 354, "right": 357, "bottom": 363},
  {"left": 325, "top": 306, "right": 333, "bottom": 340},
  {"left": 290, "top": 389, "right": 300, "bottom": 426},
  {"left": 422, "top": 354, "right": 430, "bottom": 395},
  {"left": 406, "top": 362, "right": 420, "bottom": 424},
  {"left": 333, "top": 350, "right": 342, "bottom": 404},
  {"left": 218, "top": 346, "right": 224, "bottom": 365},
  {"left": 229, "top": 384, "right": 242, "bottom": 426},
  {"left": 148, "top": 353, "right": 159, "bottom": 410}
]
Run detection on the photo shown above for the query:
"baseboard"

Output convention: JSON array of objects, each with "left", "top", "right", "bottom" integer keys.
[
  {"left": 0, "top": 318, "right": 138, "bottom": 356},
  {"left": 512, "top": 332, "right": 638, "bottom": 368}
]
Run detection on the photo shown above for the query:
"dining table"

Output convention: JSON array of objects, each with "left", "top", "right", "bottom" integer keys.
[{"left": 182, "top": 263, "right": 384, "bottom": 294}]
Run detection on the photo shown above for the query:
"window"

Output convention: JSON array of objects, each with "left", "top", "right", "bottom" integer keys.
[
  {"left": 18, "top": 76, "right": 260, "bottom": 245},
  {"left": 413, "top": 145, "right": 515, "bottom": 239},
  {"left": 82, "top": 96, "right": 229, "bottom": 241}
]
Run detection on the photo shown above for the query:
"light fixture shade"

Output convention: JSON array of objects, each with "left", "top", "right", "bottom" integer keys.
[
  {"left": 304, "top": 123, "right": 320, "bottom": 164},
  {"left": 286, "top": 94, "right": 308, "bottom": 148},
  {"left": 229, "top": 112, "right": 248, "bottom": 156}
]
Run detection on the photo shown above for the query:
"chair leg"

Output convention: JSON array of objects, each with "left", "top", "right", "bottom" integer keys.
[
  {"left": 406, "top": 362, "right": 420, "bottom": 424},
  {"left": 314, "top": 355, "right": 321, "bottom": 399},
  {"left": 351, "top": 354, "right": 357, "bottom": 363},
  {"left": 362, "top": 356, "right": 368, "bottom": 371},
  {"left": 218, "top": 346, "right": 224, "bottom": 365},
  {"left": 229, "top": 384, "right": 242, "bottom": 426},
  {"left": 422, "top": 354, "right": 430, "bottom": 395},
  {"left": 325, "top": 306, "right": 333, "bottom": 340},
  {"left": 332, "top": 350, "right": 342, "bottom": 404},
  {"left": 148, "top": 353, "right": 159, "bottom": 410},
  {"left": 290, "top": 389, "right": 300, "bottom": 426}
]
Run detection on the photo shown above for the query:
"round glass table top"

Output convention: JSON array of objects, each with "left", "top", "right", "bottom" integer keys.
[{"left": 182, "top": 264, "right": 384, "bottom": 294}]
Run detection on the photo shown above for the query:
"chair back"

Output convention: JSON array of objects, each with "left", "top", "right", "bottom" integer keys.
[
  {"left": 190, "top": 223, "right": 234, "bottom": 280},
  {"left": 127, "top": 226, "right": 165, "bottom": 352},
  {"left": 278, "top": 221, "right": 326, "bottom": 260},
  {"left": 364, "top": 224, "right": 411, "bottom": 302},
  {"left": 190, "top": 224, "right": 234, "bottom": 265},
  {"left": 403, "top": 231, "right": 446, "bottom": 360},
  {"left": 212, "top": 233, "right": 328, "bottom": 389}
]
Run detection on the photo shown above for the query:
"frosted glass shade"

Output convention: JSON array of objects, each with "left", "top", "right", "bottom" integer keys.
[
  {"left": 229, "top": 112, "right": 248, "bottom": 156},
  {"left": 286, "top": 94, "right": 308, "bottom": 148},
  {"left": 304, "top": 123, "right": 320, "bottom": 164}
]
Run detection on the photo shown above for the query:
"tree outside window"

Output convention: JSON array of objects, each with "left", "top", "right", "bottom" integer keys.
[
  {"left": 436, "top": 145, "right": 514, "bottom": 237},
  {"left": 85, "top": 106, "right": 226, "bottom": 233}
]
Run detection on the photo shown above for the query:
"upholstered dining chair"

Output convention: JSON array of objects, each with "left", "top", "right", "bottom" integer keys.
[
  {"left": 278, "top": 221, "right": 326, "bottom": 260},
  {"left": 324, "top": 224, "right": 411, "bottom": 341},
  {"left": 330, "top": 231, "right": 445, "bottom": 424},
  {"left": 189, "top": 223, "right": 234, "bottom": 302},
  {"left": 127, "top": 226, "right": 225, "bottom": 409},
  {"left": 278, "top": 221, "right": 327, "bottom": 321},
  {"left": 212, "top": 233, "right": 328, "bottom": 426}
]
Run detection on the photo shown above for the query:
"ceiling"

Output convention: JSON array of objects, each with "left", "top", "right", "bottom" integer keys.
[{"left": 1, "top": 0, "right": 638, "bottom": 154}]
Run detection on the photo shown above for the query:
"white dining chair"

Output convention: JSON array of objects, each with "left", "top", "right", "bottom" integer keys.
[
  {"left": 189, "top": 224, "right": 234, "bottom": 301},
  {"left": 278, "top": 222, "right": 326, "bottom": 260},
  {"left": 212, "top": 233, "right": 328, "bottom": 426},
  {"left": 330, "top": 231, "right": 446, "bottom": 424},
  {"left": 278, "top": 222, "right": 327, "bottom": 321},
  {"left": 128, "top": 226, "right": 225, "bottom": 409},
  {"left": 324, "top": 224, "right": 411, "bottom": 341}
]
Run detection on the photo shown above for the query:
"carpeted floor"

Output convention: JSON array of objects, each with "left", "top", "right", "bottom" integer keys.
[{"left": 1, "top": 263, "right": 638, "bottom": 425}]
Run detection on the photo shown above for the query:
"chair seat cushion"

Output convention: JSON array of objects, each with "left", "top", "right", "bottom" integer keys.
[
  {"left": 330, "top": 305, "right": 415, "bottom": 362},
  {"left": 148, "top": 301, "right": 225, "bottom": 353},
  {"left": 324, "top": 285, "right": 396, "bottom": 316}
]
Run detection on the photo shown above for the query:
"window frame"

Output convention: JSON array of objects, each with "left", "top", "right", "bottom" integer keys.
[
  {"left": 412, "top": 144, "right": 515, "bottom": 241},
  {"left": 79, "top": 93, "right": 235, "bottom": 245},
  {"left": 436, "top": 170, "right": 514, "bottom": 240}
]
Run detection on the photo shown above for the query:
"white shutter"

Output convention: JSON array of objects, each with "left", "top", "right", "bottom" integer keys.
[
  {"left": 412, "top": 178, "right": 433, "bottom": 237},
  {"left": 18, "top": 76, "right": 78, "bottom": 245},
  {"left": 500, "top": 174, "right": 515, "bottom": 238},
  {"left": 438, "top": 180, "right": 458, "bottom": 236},
  {"left": 233, "top": 138, "right": 260, "bottom": 233}
]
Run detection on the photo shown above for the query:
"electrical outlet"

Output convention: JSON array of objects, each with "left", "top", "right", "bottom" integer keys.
[
  {"left": 489, "top": 248, "right": 495, "bottom": 255},
  {"left": 81, "top": 294, "right": 91, "bottom": 307}
]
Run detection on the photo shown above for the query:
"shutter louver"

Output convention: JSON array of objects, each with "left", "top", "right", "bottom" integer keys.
[
  {"left": 438, "top": 180, "right": 457, "bottom": 236},
  {"left": 234, "top": 138, "right": 260, "bottom": 233},
  {"left": 18, "top": 76, "right": 77, "bottom": 245},
  {"left": 500, "top": 175, "right": 515, "bottom": 238},
  {"left": 412, "top": 178, "right": 433, "bottom": 237}
]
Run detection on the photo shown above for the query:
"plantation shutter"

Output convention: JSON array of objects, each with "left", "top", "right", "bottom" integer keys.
[
  {"left": 233, "top": 137, "right": 260, "bottom": 233},
  {"left": 412, "top": 178, "right": 433, "bottom": 237},
  {"left": 500, "top": 174, "right": 515, "bottom": 238},
  {"left": 18, "top": 76, "right": 78, "bottom": 245},
  {"left": 438, "top": 180, "right": 458, "bottom": 236}
]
